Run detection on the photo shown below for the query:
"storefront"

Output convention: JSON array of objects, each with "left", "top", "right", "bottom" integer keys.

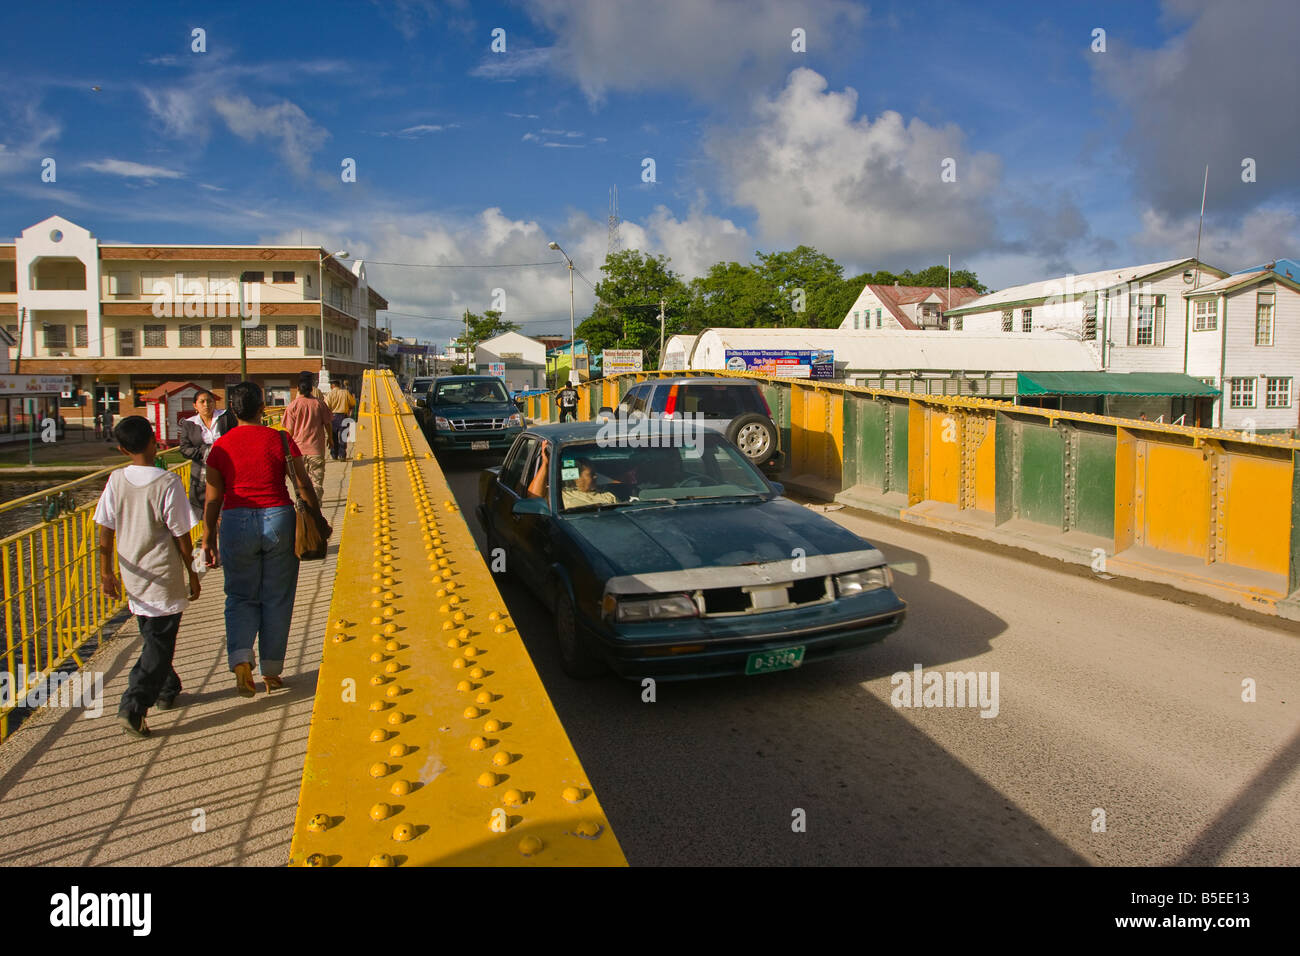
[{"left": 0, "top": 375, "right": 73, "bottom": 443}]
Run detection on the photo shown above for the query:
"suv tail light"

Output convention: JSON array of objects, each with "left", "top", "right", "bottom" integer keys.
[{"left": 663, "top": 383, "right": 679, "bottom": 419}]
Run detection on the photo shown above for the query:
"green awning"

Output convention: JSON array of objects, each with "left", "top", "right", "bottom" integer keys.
[{"left": 1016, "top": 372, "right": 1221, "bottom": 397}]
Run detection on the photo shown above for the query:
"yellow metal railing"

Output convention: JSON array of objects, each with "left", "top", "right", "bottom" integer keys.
[{"left": 0, "top": 459, "right": 199, "bottom": 742}]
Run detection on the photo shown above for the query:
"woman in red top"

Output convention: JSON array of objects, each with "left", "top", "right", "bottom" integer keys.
[{"left": 202, "top": 381, "right": 320, "bottom": 697}]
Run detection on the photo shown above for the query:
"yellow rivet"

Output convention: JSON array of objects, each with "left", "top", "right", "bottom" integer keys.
[
  {"left": 305, "top": 853, "right": 327, "bottom": 867},
  {"left": 370, "top": 599, "right": 383, "bottom": 609},
  {"left": 446, "top": 637, "right": 460, "bottom": 648},
  {"left": 441, "top": 570, "right": 453, "bottom": 580},
  {"left": 369, "top": 762, "right": 390, "bottom": 778},
  {"left": 494, "top": 623, "right": 508, "bottom": 634},
  {"left": 435, "top": 589, "right": 447, "bottom": 599},
  {"left": 392, "top": 823, "right": 414, "bottom": 842},
  {"left": 370, "top": 802, "right": 392, "bottom": 821},
  {"left": 387, "top": 711, "right": 405, "bottom": 725},
  {"left": 462, "top": 646, "right": 478, "bottom": 659},
  {"left": 370, "top": 585, "right": 382, "bottom": 594},
  {"left": 450, "top": 657, "right": 465, "bottom": 669},
  {"left": 518, "top": 836, "right": 543, "bottom": 857},
  {"left": 369, "top": 854, "right": 394, "bottom": 867},
  {"left": 483, "top": 718, "right": 502, "bottom": 734},
  {"left": 475, "top": 690, "right": 493, "bottom": 704},
  {"left": 448, "top": 595, "right": 461, "bottom": 606},
  {"left": 371, "top": 633, "right": 384, "bottom": 643},
  {"left": 385, "top": 640, "right": 400, "bottom": 651},
  {"left": 383, "top": 623, "right": 398, "bottom": 635},
  {"left": 369, "top": 700, "right": 388, "bottom": 711},
  {"left": 369, "top": 728, "right": 388, "bottom": 742},
  {"left": 383, "top": 577, "right": 394, "bottom": 587},
  {"left": 492, "top": 750, "right": 511, "bottom": 768},
  {"left": 455, "top": 680, "right": 473, "bottom": 692},
  {"left": 333, "top": 619, "right": 347, "bottom": 631},
  {"left": 469, "top": 736, "right": 488, "bottom": 751},
  {"left": 307, "top": 813, "right": 330, "bottom": 832},
  {"left": 390, "top": 779, "right": 412, "bottom": 797},
  {"left": 331, "top": 633, "right": 346, "bottom": 644},
  {"left": 434, "top": 547, "right": 445, "bottom": 557},
  {"left": 574, "top": 820, "right": 603, "bottom": 840},
  {"left": 370, "top": 675, "right": 387, "bottom": 686},
  {"left": 562, "top": 786, "right": 584, "bottom": 803},
  {"left": 441, "top": 620, "right": 454, "bottom": 631},
  {"left": 383, "top": 591, "right": 396, "bottom": 601},
  {"left": 453, "top": 611, "right": 466, "bottom": 623},
  {"left": 463, "top": 706, "right": 481, "bottom": 719},
  {"left": 445, "top": 581, "right": 457, "bottom": 591},
  {"left": 369, "top": 651, "right": 385, "bottom": 663},
  {"left": 438, "top": 604, "right": 449, "bottom": 614},
  {"left": 477, "top": 771, "right": 498, "bottom": 788},
  {"left": 385, "top": 684, "right": 403, "bottom": 698},
  {"left": 384, "top": 660, "right": 401, "bottom": 674},
  {"left": 439, "top": 558, "right": 450, "bottom": 568},
  {"left": 382, "top": 607, "right": 395, "bottom": 618},
  {"left": 457, "top": 628, "right": 471, "bottom": 640},
  {"left": 468, "top": 666, "right": 485, "bottom": 679},
  {"left": 389, "top": 742, "right": 408, "bottom": 758},
  {"left": 503, "top": 788, "right": 523, "bottom": 807},
  {"left": 488, "top": 611, "right": 501, "bottom": 622},
  {"left": 370, "top": 617, "right": 383, "bottom": 626}
]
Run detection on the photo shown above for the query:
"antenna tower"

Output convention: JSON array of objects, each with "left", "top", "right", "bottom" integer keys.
[{"left": 607, "top": 185, "right": 621, "bottom": 257}]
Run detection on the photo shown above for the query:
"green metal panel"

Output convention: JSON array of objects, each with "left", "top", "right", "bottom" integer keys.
[
  {"left": 1075, "top": 431, "right": 1116, "bottom": 537},
  {"left": 995, "top": 413, "right": 1016, "bottom": 525},
  {"left": 1020, "top": 423, "right": 1065, "bottom": 528},
  {"left": 857, "top": 399, "right": 888, "bottom": 490},
  {"left": 889, "top": 400, "right": 908, "bottom": 491},
  {"left": 842, "top": 396, "right": 860, "bottom": 489}
]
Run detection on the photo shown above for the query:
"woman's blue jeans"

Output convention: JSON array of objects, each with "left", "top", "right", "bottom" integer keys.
[{"left": 219, "top": 506, "right": 299, "bottom": 676}]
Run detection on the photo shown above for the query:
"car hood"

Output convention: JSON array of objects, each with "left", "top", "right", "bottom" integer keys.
[{"left": 564, "top": 496, "right": 875, "bottom": 578}]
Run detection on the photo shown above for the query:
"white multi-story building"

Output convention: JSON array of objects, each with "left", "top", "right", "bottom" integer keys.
[
  {"left": 1185, "top": 267, "right": 1300, "bottom": 431},
  {"left": 0, "top": 215, "right": 388, "bottom": 426}
]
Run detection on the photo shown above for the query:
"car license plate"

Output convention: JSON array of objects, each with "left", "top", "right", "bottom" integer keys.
[
  {"left": 745, "top": 645, "right": 805, "bottom": 675},
  {"left": 471, "top": 441, "right": 490, "bottom": 451}
]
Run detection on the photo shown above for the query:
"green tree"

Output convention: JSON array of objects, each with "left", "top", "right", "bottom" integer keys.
[{"left": 577, "top": 250, "right": 691, "bottom": 370}]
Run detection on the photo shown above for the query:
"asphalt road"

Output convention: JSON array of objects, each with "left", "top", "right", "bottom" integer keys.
[{"left": 441, "top": 454, "right": 1300, "bottom": 866}]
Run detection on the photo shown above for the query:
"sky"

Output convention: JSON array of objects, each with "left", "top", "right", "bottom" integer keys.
[{"left": 2, "top": 0, "right": 1297, "bottom": 345}]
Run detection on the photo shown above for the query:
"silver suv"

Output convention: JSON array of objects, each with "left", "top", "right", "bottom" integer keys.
[{"left": 608, "top": 377, "right": 782, "bottom": 477}]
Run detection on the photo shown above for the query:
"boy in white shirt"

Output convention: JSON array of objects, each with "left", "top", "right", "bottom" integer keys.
[{"left": 95, "top": 416, "right": 201, "bottom": 738}]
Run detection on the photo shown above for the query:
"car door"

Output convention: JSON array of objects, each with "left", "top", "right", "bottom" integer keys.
[{"left": 495, "top": 435, "right": 553, "bottom": 587}]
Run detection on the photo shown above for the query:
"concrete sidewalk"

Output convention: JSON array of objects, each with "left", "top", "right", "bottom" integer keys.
[{"left": 0, "top": 459, "right": 350, "bottom": 866}]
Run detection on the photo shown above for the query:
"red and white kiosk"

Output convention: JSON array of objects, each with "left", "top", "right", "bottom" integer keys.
[{"left": 140, "top": 381, "right": 206, "bottom": 447}]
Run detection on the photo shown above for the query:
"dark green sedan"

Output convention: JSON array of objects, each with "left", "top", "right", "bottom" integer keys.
[{"left": 477, "top": 421, "right": 906, "bottom": 679}]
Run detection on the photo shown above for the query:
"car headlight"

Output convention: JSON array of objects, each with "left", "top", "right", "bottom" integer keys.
[
  {"left": 834, "top": 566, "right": 893, "bottom": 596},
  {"left": 434, "top": 416, "right": 451, "bottom": 430},
  {"left": 603, "top": 593, "right": 699, "bottom": 622},
  {"left": 506, "top": 412, "right": 522, "bottom": 427}
]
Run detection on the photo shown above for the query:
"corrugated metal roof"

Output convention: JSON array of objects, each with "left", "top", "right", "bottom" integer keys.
[
  {"left": 1017, "top": 372, "right": 1221, "bottom": 397},
  {"left": 1186, "top": 269, "right": 1280, "bottom": 296},
  {"left": 947, "top": 259, "right": 1198, "bottom": 314},
  {"left": 689, "top": 328, "right": 1099, "bottom": 372}
]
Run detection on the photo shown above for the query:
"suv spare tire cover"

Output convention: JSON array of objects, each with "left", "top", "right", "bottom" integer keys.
[{"left": 726, "top": 412, "right": 776, "bottom": 461}]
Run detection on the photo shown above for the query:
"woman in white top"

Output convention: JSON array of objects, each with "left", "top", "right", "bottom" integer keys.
[{"left": 178, "top": 389, "right": 235, "bottom": 510}]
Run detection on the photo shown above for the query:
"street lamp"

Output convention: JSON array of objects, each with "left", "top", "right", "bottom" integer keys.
[
  {"left": 320, "top": 249, "right": 349, "bottom": 388},
  {"left": 548, "top": 241, "right": 576, "bottom": 385}
]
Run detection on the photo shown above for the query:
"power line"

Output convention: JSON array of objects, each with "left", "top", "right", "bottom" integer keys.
[{"left": 364, "top": 259, "right": 567, "bottom": 269}]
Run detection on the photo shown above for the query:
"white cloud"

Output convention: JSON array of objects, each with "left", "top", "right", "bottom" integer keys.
[
  {"left": 1130, "top": 205, "right": 1300, "bottom": 272},
  {"left": 83, "top": 158, "right": 183, "bottom": 179},
  {"left": 212, "top": 95, "right": 328, "bottom": 177},
  {"left": 523, "top": 0, "right": 866, "bottom": 105},
  {"left": 506, "top": 112, "right": 540, "bottom": 120},
  {"left": 470, "top": 46, "right": 553, "bottom": 80},
  {"left": 707, "top": 68, "right": 1003, "bottom": 267}
]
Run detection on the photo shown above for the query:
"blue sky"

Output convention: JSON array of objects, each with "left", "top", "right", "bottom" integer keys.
[{"left": 2, "top": 0, "right": 1297, "bottom": 343}]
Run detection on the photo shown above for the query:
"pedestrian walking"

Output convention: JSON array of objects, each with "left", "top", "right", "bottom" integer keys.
[
  {"left": 281, "top": 371, "right": 333, "bottom": 501},
  {"left": 201, "top": 381, "right": 320, "bottom": 697},
  {"left": 178, "top": 389, "right": 236, "bottom": 517},
  {"left": 95, "top": 416, "right": 202, "bottom": 737},
  {"left": 558, "top": 381, "right": 579, "bottom": 422},
  {"left": 324, "top": 378, "right": 356, "bottom": 460}
]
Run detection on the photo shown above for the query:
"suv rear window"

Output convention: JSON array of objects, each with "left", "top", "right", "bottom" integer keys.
[{"left": 668, "top": 383, "right": 766, "bottom": 418}]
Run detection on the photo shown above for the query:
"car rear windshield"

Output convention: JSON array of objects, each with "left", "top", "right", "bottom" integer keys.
[
  {"left": 660, "top": 383, "right": 767, "bottom": 418},
  {"left": 434, "top": 380, "right": 510, "bottom": 404}
]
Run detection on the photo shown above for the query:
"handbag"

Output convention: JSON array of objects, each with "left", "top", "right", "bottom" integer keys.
[{"left": 280, "top": 431, "right": 332, "bottom": 560}]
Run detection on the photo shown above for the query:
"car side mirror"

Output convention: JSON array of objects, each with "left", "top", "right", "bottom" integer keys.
[
  {"left": 513, "top": 497, "right": 550, "bottom": 516},
  {"left": 416, "top": 398, "right": 427, "bottom": 408}
]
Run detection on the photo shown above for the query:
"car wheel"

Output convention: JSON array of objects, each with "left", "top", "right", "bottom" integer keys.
[
  {"left": 727, "top": 413, "right": 777, "bottom": 465},
  {"left": 553, "top": 584, "right": 605, "bottom": 679}
]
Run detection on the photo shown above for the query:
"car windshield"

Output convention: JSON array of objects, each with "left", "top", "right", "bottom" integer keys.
[
  {"left": 434, "top": 380, "right": 510, "bottom": 404},
  {"left": 556, "top": 435, "right": 770, "bottom": 512},
  {"left": 664, "top": 383, "right": 766, "bottom": 418}
]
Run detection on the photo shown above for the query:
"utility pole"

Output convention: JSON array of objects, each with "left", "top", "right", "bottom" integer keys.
[
  {"left": 1193, "top": 164, "right": 1209, "bottom": 289},
  {"left": 14, "top": 307, "right": 26, "bottom": 374},
  {"left": 658, "top": 297, "right": 666, "bottom": 368}
]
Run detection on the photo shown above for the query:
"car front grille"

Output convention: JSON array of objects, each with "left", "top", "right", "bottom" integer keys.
[
  {"left": 450, "top": 418, "right": 507, "bottom": 430},
  {"left": 697, "top": 576, "right": 831, "bottom": 616}
]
